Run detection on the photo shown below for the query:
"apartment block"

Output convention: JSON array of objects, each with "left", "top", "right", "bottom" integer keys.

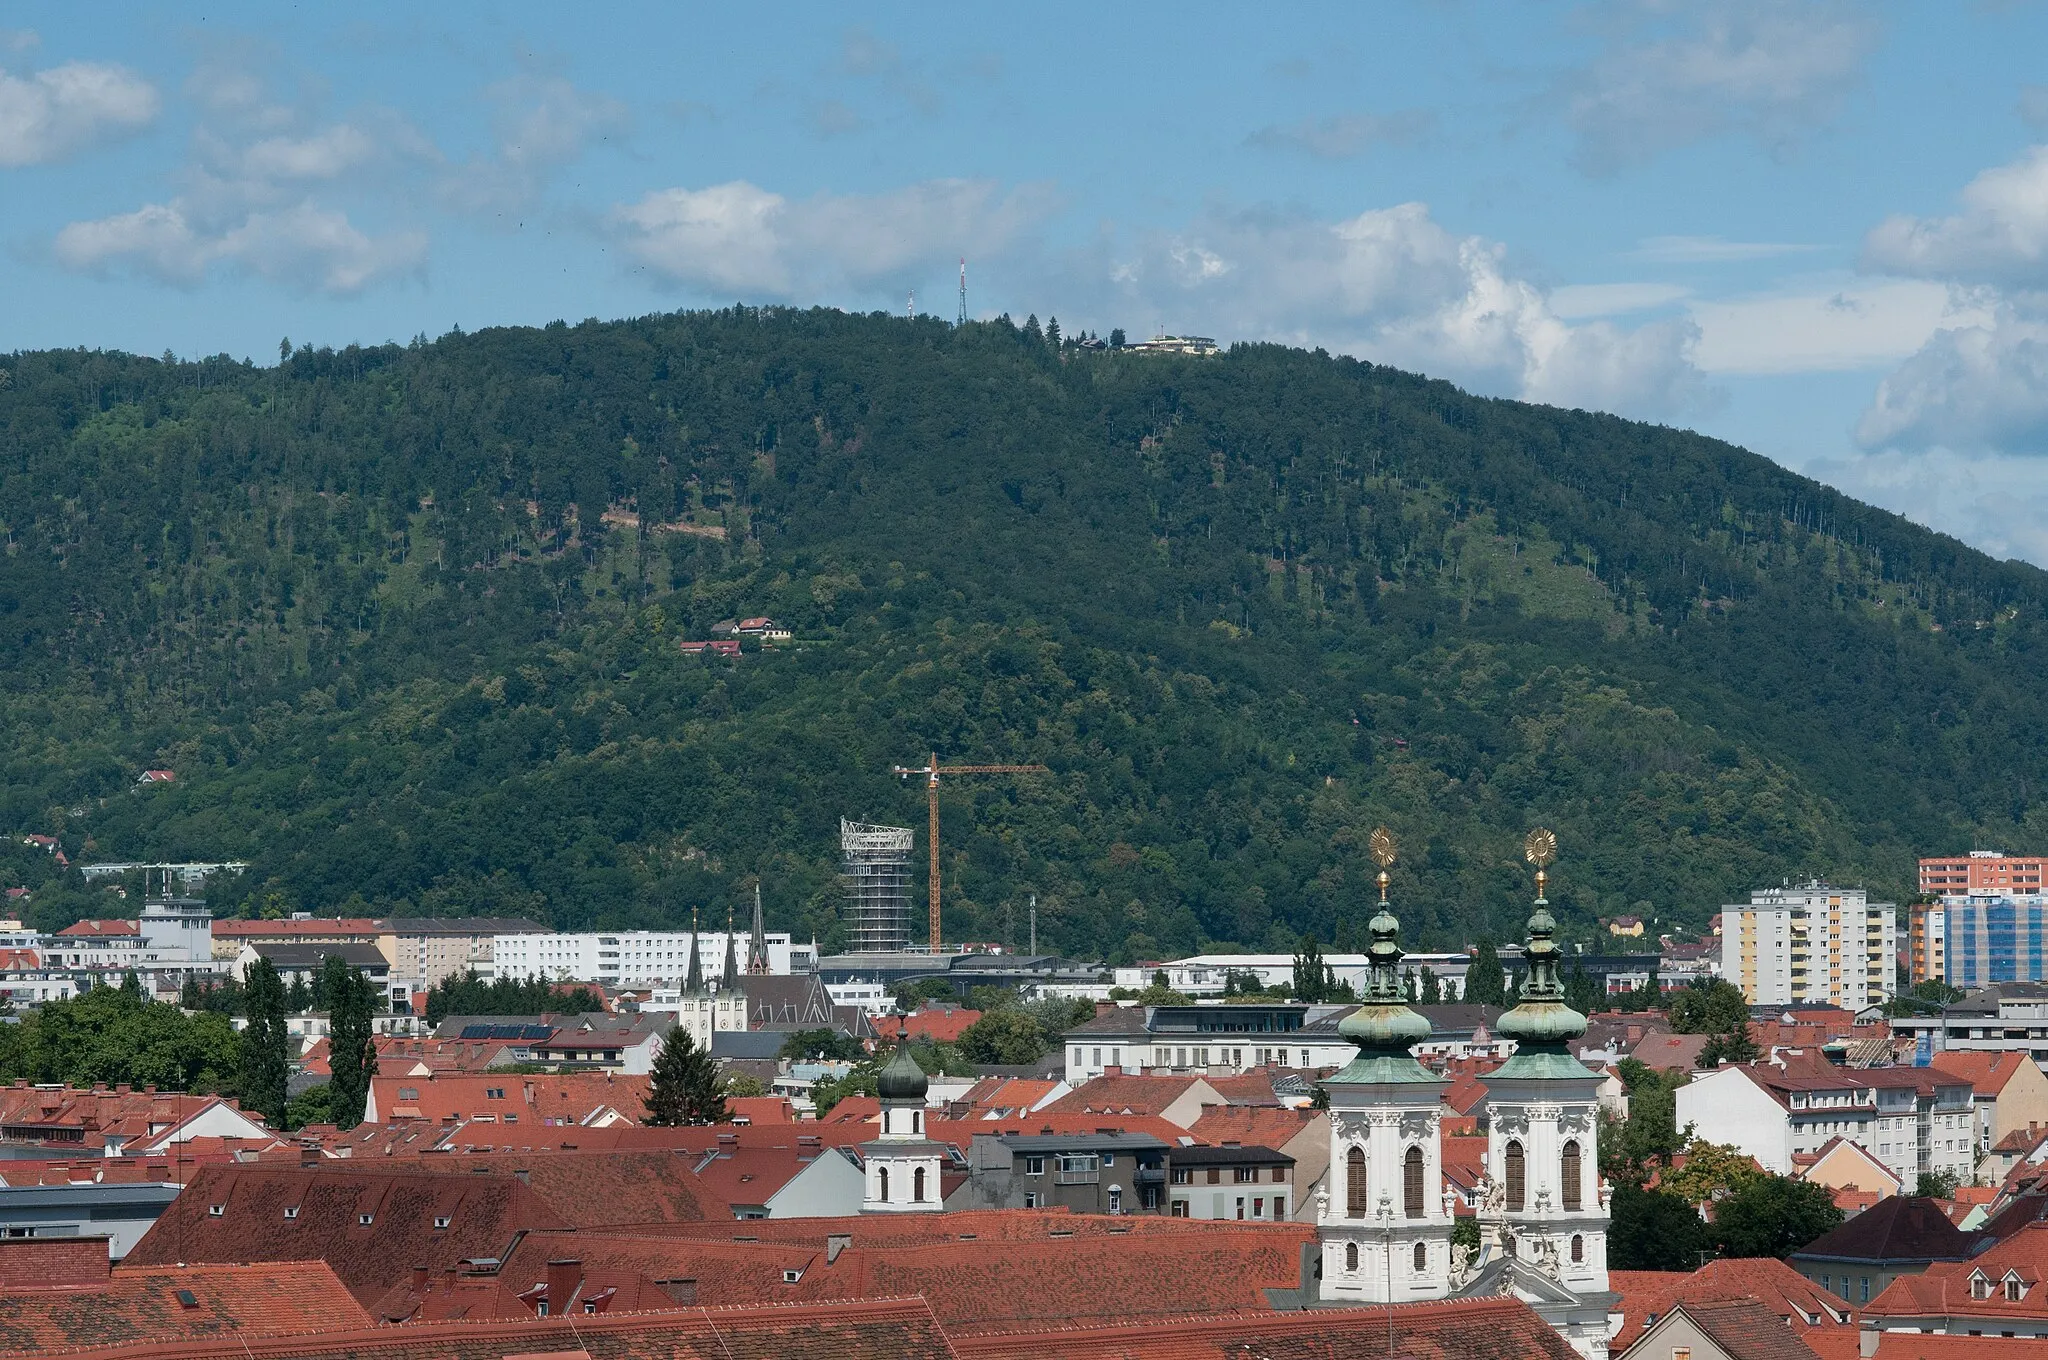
[
  {"left": 1908, "top": 903, "right": 1946, "bottom": 986},
  {"left": 1925, "top": 896, "right": 2048, "bottom": 990},
  {"left": 1920, "top": 850, "right": 2048, "bottom": 896},
  {"left": 1720, "top": 882, "right": 1896, "bottom": 1009}
]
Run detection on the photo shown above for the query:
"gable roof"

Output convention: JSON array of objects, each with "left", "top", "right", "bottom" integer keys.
[
  {"left": 1186, "top": 1103, "right": 1320, "bottom": 1151},
  {"left": 57, "top": 919, "right": 139, "bottom": 937},
  {"left": 1660, "top": 1297, "right": 1830, "bottom": 1360},
  {"left": 1609, "top": 1257, "right": 1856, "bottom": 1350},
  {"left": 1040, "top": 1075, "right": 1211, "bottom": 1120},
  {"left": 0, "top": 1259, "right": 371, "bottom": 1354},
  {"left": 1792, "top": 1195, "right": 1980, "bottom": 1264},
  {"left": 1929, "top": 1049, "right": 2036, "bottom": 1096},
  {"left": 1869, "top": 1220, "right": 2048, "bottom": 1321}
]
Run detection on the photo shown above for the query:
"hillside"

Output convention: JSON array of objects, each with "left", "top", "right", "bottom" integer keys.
[{"left": 2, "top": 307, "right": 2043, "bottom": 961}]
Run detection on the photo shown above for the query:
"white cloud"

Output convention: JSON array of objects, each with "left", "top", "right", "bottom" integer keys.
[
  {"left": 1855, "top": 310, "right": 2048, "bottom": 454},
  {"left": 236, "top": 124, "right": 380, "bottom": 181},
  {"left": 1812, "top": 446, "right": 2048, "bottom": 566},
  {"left": 1862, "top": 145, "right": 2048, "bottom": 291},
  {"left": 1549, "top": 282, "right": 1690, "bottom": 318},
  {"left": 54, "top": 199, "right": 425, "bottom": 294},
  {"left": 1554, "top": 0, "right": 1878, "bottom": 176},
  {"left": 0, "top": 59, "right": 158, "bottom": 167},
  {"left": 1690, "top": 279, "right": 1988, "bottom": 374},
  {"left": 1106, "top": 201, "right": 1712, "bottom": 420},
  {"left": 613, "top": 178, "right": 1059, "bottom": 298},
  {"left": 1244, "top": 110, "right": 1435, "bottom": 160},
  {"left": 1631, "top": 234, "right": 1822, "bottom": 263},
  {"left": 438, "top": 73, "right": 628, "bottom": 215}
]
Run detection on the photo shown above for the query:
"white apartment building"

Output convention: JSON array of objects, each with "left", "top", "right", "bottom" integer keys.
[
  {"left": 1721, "top": 882, "right": 1896, "bottom": 1008},
  {"left": 1677, "top": 1060, "right": 1974, "bottom": 1187},
  {"left": 491, "top": 930, "right": 813, "bottom": 986}
]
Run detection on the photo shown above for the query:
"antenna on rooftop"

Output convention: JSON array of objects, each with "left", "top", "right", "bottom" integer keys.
[{"left": 958, "top": 258, "right": 968, "bottom": 326}]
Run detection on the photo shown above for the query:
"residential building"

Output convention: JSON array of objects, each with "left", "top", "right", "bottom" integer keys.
[
  {"left": 1795, "top": 1136, "right": 1904, "bottom": 1202},
  {"left": 1677, "top": 1058, "right": 1975, "bottom": 1185},
  {"left": 1921, "top": 850, "right": 2048, "bottom": 897},
  {"left": 1929, "top": 1050, "right": 2048, "bottom": 1156},
  {"left": 1721, "top": 882, "right": 1897, "bottom": 1009},
  {"left": 1863, "top": 1217, "right": 2048, "bottom": 1340},
  {"left": 1624, "top": 1298, "right": 1837, "bottom": 1360},
  {"left": 686, "top": 1136, "right": 865, "bottom": 1219},
  {"left": 374, "top": 916, "right": 547, "bottom": 990},
  {"left": 362, "top": 1072, "right": 651, "bottom": 1126},
  {"left": 1923, "top": 895, "right": 2048, "bottom": 989},
  {"left": 234, "top": 941, "right": 397, "bottom": 1004},
  {"left": 1892, "top": 982, "right": 2048, "bottom": 1065},
  {"left": 1040, "top": 1074, "right": 1229, "bottom": 1128},
  {"left": 1606, "top": 1255, "right": 1858, "bottom": 1354},
  {"left": 1910, "top": 901, "right": 1948, "bottom": 986},
  {"left": 1125, "top": 333, "right": 1220, "bottom": 355},
  {"left": 0, "top": 1180, "right": 182, "bottom": 1256},
  {"left": 1788, "top": 1195, "right": 1983, "bottom": 1306},
  {"left": 0, "top": 1084, "right": 271, "bottom": 1158},
  {"left": 525, "top": 1011, "right": 672, "bottom": 1074},
  {"left": 954, "top": 1130, "right": 1171, "bottom": 1214},
  {"left": 491, "top": 928, "right": 810, "bottom": 985},
  {"left": 210, "top": 917, "right": 383, "bottom": 960},
  {"left": 1187, "top": 1104, "right": 1330, "bottom": 1220},
  {"left": 1167, "top": 1143, "right": 1294, "bottom": 1221}
]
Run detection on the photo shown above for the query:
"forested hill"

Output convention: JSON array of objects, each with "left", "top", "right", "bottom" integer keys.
[{"left": 2, "top": 308, "right": 2042, "bottom": 960}]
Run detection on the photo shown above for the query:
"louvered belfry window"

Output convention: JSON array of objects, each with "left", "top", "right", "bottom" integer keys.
[
  {"left": 1561, "top": 1140, "right": 1582, "bottom": 1211},
  {"left": 1505, "top": 1140, "right": 1526, "bottom": 1212},
  {"left": 1404, "top": 1145, "right": 1425, "bottom": 1219},
  {"left": 1347, "top": 1145, "right": 1368, "bottom": 1218}
]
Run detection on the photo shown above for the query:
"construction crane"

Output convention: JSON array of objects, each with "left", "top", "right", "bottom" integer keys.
[{"left": 892, "top": 752, "right": 1048, "bottom": 953}]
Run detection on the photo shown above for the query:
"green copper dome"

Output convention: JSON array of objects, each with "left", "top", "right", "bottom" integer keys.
[
  {"left": 1326, "top": 887, "right": 1436, "bottom": 1085},
  {"left": 1494, "top": 895, "right": 1595, "bottom": 1081},
  {"left": 876, "top": 1040, "right": 930, "bottom": 1101}
]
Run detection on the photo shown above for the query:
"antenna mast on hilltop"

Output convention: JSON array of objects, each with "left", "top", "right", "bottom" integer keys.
[
  {"left": 957, "top": 258, "right": 968, "bottom": 326},
  {"left": 907, "top": 290, "right": 916, "bottom": 320}
]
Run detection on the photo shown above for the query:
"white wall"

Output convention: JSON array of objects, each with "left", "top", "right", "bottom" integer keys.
[{"left": 1676, "top": 1067, "right": 1794, "bottom": 1173}]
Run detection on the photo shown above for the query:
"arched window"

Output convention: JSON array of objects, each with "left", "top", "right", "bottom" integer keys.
[
  {"left": 1404, "top": 1145, "right": 1425, "bottom": 1219},
  {"left": 1505, "top": 1140, "right": 1525, "bottom": 1212},
  {"left": 1571, "top": 1234, "right": 1584, "bottom": 1263},
  {"left": 1413, "top": 1241, "right": 1427, "bottom": 1272},
  {"left": 1561, "top": 1139, "right": 1582, "bottom": 1211},
  {"left": 1347, "top": 1146, "right": 1368, "bottom": 1218},
  {"left": 912, "top": 1110, "right": 922, "bottom": 1134},
  {"left": 913, "top": 1166, "right": 927, "bottom": 1202},
  {"left": 1345, "top": 1242, "right": 1359, "bottom": 1272},
  {"left": 878, "top": 1166, "right": 890, "bottom": 1201}
]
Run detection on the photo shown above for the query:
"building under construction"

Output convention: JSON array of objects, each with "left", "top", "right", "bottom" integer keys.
[{"left": 841, "top": 818, "right": 915, "bottom": 953}]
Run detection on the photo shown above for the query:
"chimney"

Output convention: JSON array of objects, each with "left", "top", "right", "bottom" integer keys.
[
  {"left": 0, "top": 1237, "right": 112, "bottom": 1287},
  {"left": 826, "top": 1234, "right": 852, "bottom": 1265},
  {"left": 411, "top": 1265, "right": 428, "bottom": 1292},
  {"left": 546, "top": 1259, "right": 581, "bottom": 1312},
  {"left": 1095, "top": 1001, "right": 1118, "bottom": 1018},
  {"left": 1859, "top": 1323, "right": 1879, "bottom": 1359}
]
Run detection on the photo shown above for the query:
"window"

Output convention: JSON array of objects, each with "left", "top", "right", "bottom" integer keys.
[
  {"left": 1236, "top": 1197, "right": 1246, "bottom": 1220},
  {"left": 1092, "top": 1048, "right": 1101, "bottom": 1066},
  {"left": 485, "top": 1087, "right": 505, "bottom": 1100},
  {"left": 1171, "top": 1199, "right": 1189, "bottom": 1217},
  {"left": 207, "top": 1204, "right": 224, "bottom": 1218},
  {"left": 783, "top": 1270, "right": 802, "bottom": 1283},
  {"left": 1025, "top": 1156, "right": 1046, "bottom": 1176},
  {"left": 1252, "top": 1197, "right": 1264, "bottom": 1218},
  {"left": 1273, "top": 1195, "right": 1286, "bottom": 1218},
  {"left": 1272, "top": 1167, "right": 1287, "bottom": 1183},
  {"left": 1109, "top": 1187, "right": 1123, "bottom": 1213},
  {"left": 1561, "top": 1140, "right": 1582, "bottom": 1211},
  {"left": 583, "top": 1301, "right": 597, "bottom": 1314},
  {"left": 1102, "top": 1152, "right": 1114, "bottom": 1167},
  {"left": 1974, "top": 1275, "right": 1993, "bottom": 1301},
  {"left": 283, "top": 1207, "right": 299, "bottom": 1220},
  {"left": 1404, "top": 1145, "right": 1425, "bottom": 1219},
  {"left": 1505, "top": 1140, "right": 1526, "bottom": 1212},
  {"left": 399, "top": 1087, "right": 419, "bottom": 1101},
  {"left": 1347, "top": 1146, "right": 1368, "bottom": 1218},
  {"left": 1346, "top": 1242, "right": 1359, "bottom": 1272},
  {"left": 1861, "top": 1278, "right": 1871, "bottom": 1304},
  {"left": 175, "top": 1289, "right": 199, "bottom": 1309},
  {"left": 913, "top": 1167, "right": 927, "bottom": 1203},
  {"left": 1208, "top": 1167, "right": 1221, "bottom": 1185},
  {"left": 878, "top": 1167, "right": 890, "bottom": 1201},
  {"left": 358, "top": 1214, "right": 374, "bottom": 1227},
  {"left": 1024, "top": 1192, "right": 1039, "bottom": 1209},
  {"left": 1414, "top": 1241, "right": 1427, "bottom": 1272},
  {"left": 1673, "top": 1350, "right": 1691, "bottom": 1360},
  {"left": 1571, "top": 1234, "right": 1584, "bottom": 1263},
  {"left": 2009, "top": 1278, "right": 2025, "bottom": 1302},
  {"left": 434, "top": 1215, "right": 451, "bottom": 1230},
  {"left": 1235, "top": 1166, "right": 1256, "bottom": 1183},
  {"left": 1171, "top": 1168, "right": 1192, "bottom": 1185}
]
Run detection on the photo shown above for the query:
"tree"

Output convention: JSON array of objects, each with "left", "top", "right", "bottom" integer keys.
[
  {"left": 120, "top": 970, "right": 142, "bottom": 1001},
  {"left": 1420, "top": 968, "right": 1443, "bottom": 1004},
  {"left": 285, "top": 1082, "right": 334, "bottom": 1130},
  {"left": 1660, "top": 1138, "right": 1762, "bottom": 1206},
  {"left": 1022, "top": 314, "right": 1042, "bottom": 345},
  {"left": 324, "top": 956, "right": 377, "bottom": 1130},
  {"left": 1465, "top": 940, "right": 1506, "bottom": 1006},
  {"left": 644, "top": 1026, "right": 728, "bottom": 1126},
  {"left": 238, "top": 958, "right": 289, "bottom": 1127},
  {"left": 1669, "top": 979, "right": 1751, "bottom": 1035},
  {"left": 1609, "top": 1183, "right": 1713, "bottom": 1270},
  {"left": 1710, "top": 1174, "right": 1844, "bottom": 1258},
  {"left": 811, "top": 1063, "right": 878, "bottom": 1118},
  {"left": 1916, "top": 1169, "right": 1963, "bottom": 1199},
  {"left": 723, "top": 1073, "right": 767, "bottom": 1099},
  {"left": 1108, "top": 327, "right": 1126, "bottom": 348},
  {"left": 959, "top": 1009, "right": 1048, "bottom": 1065},
  {"left": 1697, "top": 1021, "right": 1760, "bottom": 1068},
  {"left": 1601, "top": 1060, "right": 1690, "bottom": 1186},
  {"left": 778, "top": 1028, "right": 864, "bottom": 1061},
  {"left": 1565, "top": 960, "right": 1603, "bottom": 1015},
  {"left": 1045, "top": 316, "right": 1062, "bottom": 348},
  {"left": 1293, "top": 935, "right": 1335, "bottom": 1003}
]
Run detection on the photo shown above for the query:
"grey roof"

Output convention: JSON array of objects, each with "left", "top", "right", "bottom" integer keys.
[
  {"left": 711, "top": 1030, "right": 788, "bottom": 1060},
  {"left": 1411, "top": 1004, "right": 1505, "bottom": 1036},
  {"left": 1063, "top": 1007, "right": 1152, "bottom": 1038},
  {"left": 432, "top": 1014, "right": 550, "bottom": 1039},
  {"left": 1168, "top": 1144, "right": 1292, "bottom": 1166},
  {"left": 1790, "top": 1195, "right": 1981, "bottom": 1264},
  {"left": 740, "top": 975, "right": 840, "bottom": 1029},
  {"left": 247, "top": 942, "right": 389, "bottom": 970},
  {"left": 379, "top": 917, "right": 549, "bottom": 936},
  {"left": 993, "top": 1132, "right": 1171, "bottom": 1153}
]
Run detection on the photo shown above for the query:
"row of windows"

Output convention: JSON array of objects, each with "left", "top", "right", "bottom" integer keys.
[
  {"left": 211, "top": 1205, "right": 454, "bottom": 1229},
  {"left": 1344, "top": 1139, "right": 1582, "bottom": 1218}
]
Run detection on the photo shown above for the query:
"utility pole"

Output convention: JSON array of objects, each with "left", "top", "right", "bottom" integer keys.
[
  {"left": 891, "top": 753, "right": 1048, "bottom": 953},
  {"left": 1029, "top": 894, "right": 1037, "bottom": 956}
]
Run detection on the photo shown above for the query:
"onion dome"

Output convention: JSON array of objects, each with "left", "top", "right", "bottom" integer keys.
[
  {"left": 1494, "top": 829, "right": 1595, "bottom": 1080},
  {"left": 1327, "top": 839, "right": 1436, "bottom": 1085},
  {"left": 876, "top": 1039, "right": 930, "bottom": 1102}
]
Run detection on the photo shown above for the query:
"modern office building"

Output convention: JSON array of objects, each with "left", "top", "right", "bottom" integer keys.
[
  {"left": 1720, "top": 882, "right": 1896, "bottom": 1009},
  {"left": 1919, "top": 850, "right": 2048, "bottom": 897},
  {"left": 1925, "top": 896, "right": 2048, "bottom": 989}
]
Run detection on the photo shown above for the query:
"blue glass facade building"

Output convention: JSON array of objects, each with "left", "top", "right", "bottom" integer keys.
[{"left": 1943, "top": 895, "right": 2048, "bottom": 989}]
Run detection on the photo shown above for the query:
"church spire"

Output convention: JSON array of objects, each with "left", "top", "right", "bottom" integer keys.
[
  {"left": 1330, "top": 827, "right": 1433, "bottom": 1082},
  {"left": 1495, "top": 828, "right": 1588, "bottom": 1054},
  {"left": 684, "top": 907, "right": 704, "bottom": 995},
  {"left": 747, "top": 882, "right": 769, "bottom": 974},
  {"left": 722, "top": 905, "right": 739, "bottom": 985}
]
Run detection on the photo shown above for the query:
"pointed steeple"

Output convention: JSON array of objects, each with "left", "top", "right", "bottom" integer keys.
[
  {"left": 1329, "top": 829, "right": 1433, "bottom": 1083},
  {"left": 747, "top": 882, "right": 769, "bottom": 975},
  {"left": 684, "top": 908, "right": 704, "bottom": 995},
  {"left": 721, "top": 905, "right": 739, "bottom": 985},
  {"left": 1495, "top": 828, "right": 1589, "bottom": 1067}
]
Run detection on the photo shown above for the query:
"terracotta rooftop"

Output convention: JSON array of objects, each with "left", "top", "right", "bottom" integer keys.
[
  {"left": 1652, "top": 1298, "right": 1831, "bottom": 1360},
  {"left": 1928, "top": 1049, "right": 2036, "bottom": 1095},
  {"left": 1186, "top": 1103, "right": 1320, "bottom": 1150},
  {"left": 1793, "top": 1196, "right": 1982, "bottom": 1265},
  {"left": 1609, "top": 1257, "right": 1855, "bottom": 1350},
  {"left": 901, "top": 1004, "right": 982, "bottom": 1044},
  {"left": 1869, "top": 1220, "right": 2048, "bottom": 1321},
  {"left": 1041, "top": 1074, "right": 1209, "bottom": 1118},
  {"left": 369, "top": 1072, "right": 651, "bottom": 1125},
  {"left": 55, "top": 919, "right": 140, "bottom": 937}
]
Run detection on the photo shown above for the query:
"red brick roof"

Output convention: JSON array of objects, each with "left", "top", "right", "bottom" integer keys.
[
  {"left": 212, "top": 919, "right": 382, "bottom": 939},
  {"left": 1197, "top": 1071, "right": 1287, "bottom": 1105},
  {"left": 1869, "top": 1219, "right": 2048, "bottom": 1321},
  {"left": 820, "top": 1095, "right": 881, "bottom": 1125},
  {"left": 1186, "top": 1103, "right": 1318, "bottom": 1151},
  {"left": 1667, "top": 1297, "right": 1834, "bottom": 1360},
  {"left": 902, "top": 1004, "right": 982, "bottom": 1044},
  {"left": 727, "top": 1096, "right": 795, "bottom": 1125},
  {"left": 1040, "top": 1075, "right": 1207, "bottom": 1119},
  {"left": 953, "top": 1078, "right": 1062, "bottom": 1115},
  {"left": 370, "top": 1072, "right": 651, "bottom": 1125},
  {"left": 1609, "top": 1258, "right": 1856, "bottom": 1350},
  {"left": 56, "top": 919, "right": 140, "bottom": 937},
  {"left": 0, "top": 1084, "right": 257, "bottom": 1150},
  {"left": 955, "top": 1294, "right": 1580, "bottom": 1360},
  {"left": 1929, "top": 1049, "right": 2036, "bottom": 1096},
  {"left": 0, "top": 1257, "right": 370, "bottom": 1353}
]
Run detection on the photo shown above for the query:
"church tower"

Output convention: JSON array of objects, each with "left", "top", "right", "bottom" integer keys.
[
  {"left": 860, "top": 1014, "right": 945, "bottom": 1213},
  {"left": 1317, "top": 829, "right": 1455, "bottom": 1303},
  {"left": 1463, "top": 829, "right": 1615, "bottom": 1360}
]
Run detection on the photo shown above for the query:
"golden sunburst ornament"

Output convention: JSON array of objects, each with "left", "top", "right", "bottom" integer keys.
[
  {"left": 1369, "top": 826, "right": 1398, "bottom": 869},
  {"left": 1523, "top": 828, "right": 1557, "bottom": 867}
]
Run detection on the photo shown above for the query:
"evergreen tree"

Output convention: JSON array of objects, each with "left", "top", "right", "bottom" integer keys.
[
  {"left": 1022, "top": 314, "right": 1043, "bottom": 345},
  {"left": 1108, "top": 327, "right": 1126, "bottom": 348},
  {"left": 325, "top": 958, "right": 377, "bottom": 1129},
  {"left": 1465, "top": 940, "right": 1506, "bottom": 1006},
  {"left": 1565, "top": 960, "right": 1604, "bottom": 1015},
  {"left": 286, "top": 976, "right": 311, "bottom": 1013},
  {"left": 1420, "top": 968, "right": 1443, "bottom": 1004},
  {"left": 1045, "top": 317, "right": 1061, "bottom": 348},
  {"left": 120, "top": 970, "right": 142, "bottom": 1002},
  {"left": 644, "top": 1025, "right": 728, "bottom": 1126},
  {"left": 1292, "top": 935, "right": 1330, "bottom": 1003},
  {"left": 1403, "top": 965, "right": 1418, "bottom": 1000},
  {"left": 239, "top": 958, "right": 289, "bottom": 1127}
]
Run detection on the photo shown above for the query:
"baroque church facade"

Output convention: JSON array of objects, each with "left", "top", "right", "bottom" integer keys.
[{"left": 1316, "top": 836, "right": 1616, "bottom": 1360}]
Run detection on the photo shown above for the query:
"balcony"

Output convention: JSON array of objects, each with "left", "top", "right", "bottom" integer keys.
[{"left": 1055, "top": 1169, "right": 1101, "bottom": 1186}]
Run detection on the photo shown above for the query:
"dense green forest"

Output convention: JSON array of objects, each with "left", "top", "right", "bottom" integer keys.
[{"left": 2, "top": 307, "right": 2044, "bottom": 962}]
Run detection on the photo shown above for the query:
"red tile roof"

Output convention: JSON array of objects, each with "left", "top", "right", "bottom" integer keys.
[
  {"left": 0, "top": 1257, "right": 370, "bottom": 1353},
  {"left": 953, "top": 1078, "right": 1062, "bottom": 1115},
  {"left": 1869, "top": 1219, "right": 2048, "bottom": 1322},
  {"left": 1666, "top": 1297, "right": 1835, "bottom": 1360},
  {"left": 56, "top": 919, "right": 140, "bottom": 937},
  {"left": 1929, "top": 1049, "right": 2036, "bottom": 1096},
  {"left": 1198, "top": 1072, "right": 1287, "bottom": 1105},
  {"left": 1867, "top": 1338, "right": 2048, "bottom": 1360},
  {"left": 1609, "top": 1258, "right": 1856, "bottom": 1351},
  {"left": 0, "top": 1084, "right": 258, "bottom": 1150},
  {"left": 212, "top": 919, "right": 383, "bottom": 939},
  {"left": 726, "top": 1096, "right": 795, "bottom": 1125},
  {"left": 954, "top": 1294, "right": 1580, "bottom": 1360},
  {"left": 902, "top": 1004, "right": 982, "bottom": 1044},
  {"left": 1041, "top": 1075, "right": 1207, "bottom": 1119},
  {"left": 1186, "top": 1103, "right": 1319, "bottom": 1151},
  {"left": 370, "top": 1072, "right": 651, "bottom": 1126}
]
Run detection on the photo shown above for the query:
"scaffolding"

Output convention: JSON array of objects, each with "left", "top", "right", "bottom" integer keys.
[{"left": 841, "top": 818, "right": 915, "bottom": 953}]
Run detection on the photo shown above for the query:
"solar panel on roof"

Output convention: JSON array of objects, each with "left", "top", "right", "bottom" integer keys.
[{"left": 458, "top": 1025, "right": 491, "bottom": 1039}]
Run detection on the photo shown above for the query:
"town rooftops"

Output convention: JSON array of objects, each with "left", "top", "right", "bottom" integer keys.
[
  {"left": 1792, "top": 1195, "right": 1983, "bottom": 1265},
  {"left": 1928, "top": 1049, "right": 2038, "bottom": 1095},
  {"left": 1167, "top": 1143, "right": 1292, "bottom": 1166},
  {"left": 1652, "top": 1297, "right": 1838, "bottom": 1360},
  {"left": 1608, "top": 1257, "right": 1856, "bottom": 1350},
  {"left": 244, "top": 941, "right": 388, "bottom": 970},
  {"left": 212, "top": 918, "right": 382, "bottom": 939},
  {"left": 56, "top": 919, "right": 140, "bottom": 937},
  {"left": 1869, "top": 1219, "right": 2048, "bottom": 1322}
]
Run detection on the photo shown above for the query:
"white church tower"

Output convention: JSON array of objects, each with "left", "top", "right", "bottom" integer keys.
[
  {"left": 1459, "top": 830, "right": 1615, "bottom": 1360},
  {"left": 860, "top": 1015, "right": 945, "bottom": 1213},
  {"left": 1317, "top": 829, "right": 1455, "bottom": 1303}
]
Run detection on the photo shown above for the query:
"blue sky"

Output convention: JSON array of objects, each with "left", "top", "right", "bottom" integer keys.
[{"left": 8, "top": 3, "right": 2048, "bottom": 561}]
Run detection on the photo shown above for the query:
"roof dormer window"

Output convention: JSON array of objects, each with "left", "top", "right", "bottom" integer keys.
[
  {"left": 1972, "top": 1272, "right": 1993, "bottom": 1301},
  {"left": 283, "top": 1207, "right": 299, "bottom": 1220},
  {"left": 2006, "top": 1272, "right": 2027, "bottom": 1302}
]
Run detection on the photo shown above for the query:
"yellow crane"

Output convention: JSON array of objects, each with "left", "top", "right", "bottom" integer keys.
[{"left": 892, "top": 752, "right": 1048, "bottom": 953}]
